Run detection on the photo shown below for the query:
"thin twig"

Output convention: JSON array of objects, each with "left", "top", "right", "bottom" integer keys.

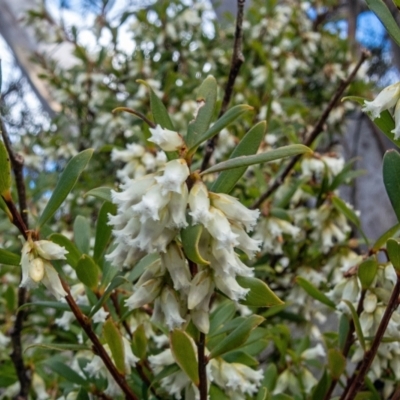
[
  {"left": 197, "top": 332, "right": 208, "bottom": 400},
  {"left": 62, "top": 282, "right": 138, "bottom": 400},
  {"left": 251, "top": 49, "right": 370, "bottom": 210},
  {"left": 341, "top": 278, "right": 400, "bottom": 400},
  {"left": 200, "top": 0, "right": 246, "bottom": 172}
]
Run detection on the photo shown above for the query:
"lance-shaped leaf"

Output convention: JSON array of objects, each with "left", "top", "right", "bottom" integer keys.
[
  {"left": 209, "top": 301, "right": 237, "bottom": 335},
  {"left": 187, "top": 104, "right": 253, "bottom": 157},
  {"left": 25, "top": 343, "right": 90, "bottom": 353},
  {"left": 387, "top": 239, "right": 400, "bottom": 272},
  {"left": 181, "top": 223, "right": 210, "bottom": 265},
  {"left": 343, "top": 299, "right": 366, "bottom": 351},
  {"left": 186, "top": 75, "right": 217, "bottom": 148},
  {"left": 369, "top": 110, "right": 400, "bottom": 148},
  {"left": 201, "top": 144, "right": 311, "bottom": 176},
  {"left": 76, "top": 255, "right": 100, "bottom": 290},
  {"left": 211, "top": 121, "right": 266, "bottom": 194},
  {"left": 373, "top": 223, "right": 400, "bottom": 252},
  {"left": 137, "top": 79, "right": 174, "bottom": 130},
  {"left": 296, "top": 277, "right": 336, "bottom": 309},
  {"left": 74, "top": 216, "right": 91, "bottom": 254},
  {"left": 384, "top": 150, "right": 400, "bottom": 222},
  {"left": 338, "top": 314, "right": 350, "bottom": 352},
  {"left": 132, "top": 324, "right": 148, "bottom": 360},
  {"left": 237, "top": 276, "right": 284, "bottom": 307},
  {"left": 365, "top": 0, "right": 400, "bottom": 48},
  {"left": 19, "top": 300, "right": 90, "bottom": 313},
  {"left": 0, "top": 248, "right": 21, "bottom": 266},
  {"left": 0, "top": 195, "right": 12, "bottom": 220},
  {"left": 209, "top": 315, "right": 264, "bottom": 359},
  {"left": 358, "top": 258, "right": 379, "bottom": 289},
  {"left": 84, "top": 186, "right": 112, "bottom": 203},
  {"left": 0, "top": 139, "right": 11, "bottom": 201},
  {"left": 328, "top": 349, "right": 346, "bottom": 380},
  {"left": 170, "top": 329, "right": 199, "bottom": 385},
  {"left": 38, "top": 149, "right": 94, "bottom": 228},
  {"left": 311, "top": 369, "right": 330, "bottom": 400},
  {"left": 103, "top": 319, "right": 125, "bottom": 374},
  {"left": 94, "top": 201, "right": 116, "bottom": 262},
  {"left": 49, "top": 233, "right": 81, "bottom": 269},
  {"left": 46, "top": 360, "right": 88, "bottom": 386}
]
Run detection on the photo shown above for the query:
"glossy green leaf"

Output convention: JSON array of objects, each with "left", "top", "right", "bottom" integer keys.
[
  {"left": 368, "top": 110, "right": 400, "bottom": 148},
  {"left": 223, "top": 350, "right": 258, "bottom": 367},
  {"left": 76, "top": 388, "right": 90, "bottom": 400},
  {"left": 343, "top": 299, "right": 366, "bottom": 351},
  {"left": 137, "top": 79, "right": 174, "bottom": 130},
  {"left": 46, "top": 360, "right": 88, "bottom": 386},
  {"left": 0, "top": 139, "right": 11, "bottom": 199},
  {"left": 211, "top": 121, "right": 266, "bottom": 193},
  {"left": 89, "top": 275, "right": 128, "bottom": 317},
  {"left": 387, "top": 239, "right": 400, "bottom": 272},
  {"left": 373, "top": 223, "right": 400, "bottom": 252},
  {"left": 328, "top": 349, "right": 346, "bottom": 380},
  {"left": 201, "top": 144, "right": 311, "bottom": 175},
  {"left": 84, "top": 186, "right": 112, "bottom": 203},
  {"left": 365, "top": 0, "right": 400, "bottom": 48},
  {"left": 49, "top": 233, "right": 81, "bottom": 269},
  {"left": 358, "top": 258, "right": 379, "bottom": 289},
  {"left": 188, "top": 104, "right": 253, "bottom": 156},
  {"left": 209, "top": 301, "right": 237, "bottom": 335},
  {"left": 338, "top": 314, "right": 350, "bottom": 352},
  {"left": 296, "top": 277, "right": 336, "bottom": 309},
  {"left": 38, "top": 149, "right": 94, "bottom": 228},
  {"left": 103, "top": 319, "right": 125, "bottom": 374},
  {"left": 332, "top": 195, "right": 368, "bottom": 245},
  {"left": 383, "top": 150, "right": 400, "bottom": 221},
  {"left": 186, "top": 75, "right": 217, "bottom": 148},
  {"left": 127, "top": 253, "right": 159, "bottom": 283},
  {"left": 25, "top": 343, "right": 90, "bottom": 352},
  {"left": 76, "top": 255, "right": 100, "bottom": 290},
  {"left": 132, "top": 324, "right": 147, "bottom": 360},
  {"left": 74, "top": 216, "right": 91, "bottom": 254},
  {"left": 0, "top": 248, "right": 20, "bottom": 266},
  {"left": 209, "top": 315, "right": 264, "bottom": 359},
  {"left": 256, "top": 388, "right": 268, "bottom": 400},
  {"left": 170, "top": 329, "right": 199, "bottom": 385},
  {"left": 262, "top": 363, "right": 278, "bottom": 392},
  {"left": 94, "top": 201, "right": 116, "bottom": 262},
  {"left": 181, "top": 223, "right": 209, "bottom": 265},
  {"left": 237, "top": 276, "right": 284, "bottom": 307},
  {"left": 311, "top": 369, "right": 330, "bottom": 400}
]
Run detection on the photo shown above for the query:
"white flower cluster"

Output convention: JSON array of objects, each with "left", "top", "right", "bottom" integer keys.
[{"left": 363, "top": 82, "right": 400, "bottom": 139}]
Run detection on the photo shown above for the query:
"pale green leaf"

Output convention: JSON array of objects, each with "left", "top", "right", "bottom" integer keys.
[
  {"left": 296, "top": 277, "right": 336, "bottom": 309},
  {"left": 237, "top": 276, "right": 284, "bottom": 307},
  {"left": 74, "top": 216, "right": 91, "bottom": 254},
  {"left": 84, "top": 186, "right": 112, "bottom": 203},
  {"left": 0, "top": 248, "right": 20, "bottom": 266},
  {"left": 94, "top": 201, "right": 116, "bottom": 262},
  {"left": 383, "top": 150, "right": 400, "bottom": 222},
  {"left": 103, "top": 319, "right": 125, "bottom": 374},
  {"left": 76, "top": 255, "right": 100, "bottom": 290}
]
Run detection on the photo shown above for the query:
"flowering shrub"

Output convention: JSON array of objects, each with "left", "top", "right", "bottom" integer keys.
[{"left": 2, "top": 0, "right": 400, "bottom": 400}]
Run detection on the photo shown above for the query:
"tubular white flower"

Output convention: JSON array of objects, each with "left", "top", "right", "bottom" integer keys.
[
  {"left": 92, "top": 308, "right": 109, "bottom": 324},
  {"left": 34, "top": 240, "right": 68, "bottom": 260},
  {"left": 189, "top": 180, "right": 212, "bottom": 224},
  {"left": 205, "top": 207, "right": 239, "bottom": 249},
  {"left": 159, "top": 287, "right": 186, "bottom": 330},
  {"left": 214, "top": 273, "right": 249, "bottom": 302},
  {"left": 155, "top": 159, "right": 190, "bottom": 195},
  {"left": 188, "top": 269, "right": 214, "bottom": 310},
  {"left": 362, "top": 82, "right": 400, "bottom": 120},
  {"left": 125, "top": 278, "right": 163, "bottom": 310},
  {"left": 148, "top": 125, "right": 185, "bottom": 152},
  {"left": 167, "top": 188, "right": 189, "bottom": 229},
  {"left": 161, "top": 243, "right": 191, "bottom": 291},
  {"left": 231, "top": 224, "right": 261, "bottom": 259}
]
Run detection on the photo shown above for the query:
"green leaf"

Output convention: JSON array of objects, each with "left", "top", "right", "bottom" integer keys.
[
  {"left": 327, "top": 349, "right": 346, "bottom": 380},
  {"left": 368, "top": 110, "right": 400, "bottom": 148},
  {"left": 338, "top": 314, "right": 350, "bottom": 352},
  {"left": 237, "top": 276, "right": 284, "bottom": 307},
  {"left": 170, "top": 329, "right": 199, "bottom": 385},
  {"left": 343, "top": 300, "right": 366, "bottom": 351},
  {"left": 387, "top": 238, "right": 400, "bottom": 272},
  {"left": 74, "top": 216, "right": 91, "bottom": 254},
  {"left": 76, "top": 255, "right": 100, "bottom": 290},
  {"left": 46, "top": 360, "right": 88, "bottom": 386},
  {"left": 296, "top": 277, "right": 336, "bottom": 309},
  {"left": 188, "top": 104, "right": 253, "bottom": 157},
  {"left": 211, "top": 121, "right": 266, "bottom": 193},
  {"left": 0, "top": 139, "right": 11, "bottom": 199},
  {"left": 209, "top": 315, "right": 264, "bottom": 359},
  {"left": 94, "top": 202, "right": 116, "bottom": 262},
  {"left": 365, "top": 0, "right": 400, "bottom": 48},
  {"left": 19, "top": 300, "right": 90, "bottom": 313},
  {"left": 223, "top": 350, "right": 258, "bottom": 367},
  {"left": 84, "top": 186, "right": 112, "bottom": 203},
  {"left": 132, "top": 324, "right": 147, "bottom": 360},
  {"left": 0, "top": 195, "right": 12, "bottom": 220},
  {"left": 103, "top": 319, "right": 125, "bottom": 374},
  {"left": 89, "top": 275, "right": 128, "bottom": 317},
  {"left": 262, "top": 363, "right": 278, "bottom": 392},
  {"left": 49, "top": 233, "right": 81, "bottom": 269},
  {"left": 331, "top": 195, "right": 368, "bottom": 245},
  {"left": 201, "top": 145, "right": 311, "bottom": 175},
  {"left": 137, "top": 79, "right": 174, "bottom": 130},
  {"left": 181, "top": 223, "right": 209, "bottom": 265},
  {"left": 342, "top": 96, "right": 365, "bottom": 105},
  {"left": 186, "top": 75, "right": 218, "bottom": 148},
  {"left": 25, "top": 343, "right": 90, "bottom": 352},
  {"left": 76, "top": 388, "right": 90, "bottom": 400},
  {"left": 209, "top": 301, "right": 237, "bottom": 335},
  {"left": 38, "top": 149, "right": 94, "bottom": 228},
  {"left": 358, "top": 258, "right": 379, "bottom": 289},
  {"left": 0, "top": 248, "right": 20, "bottom": 266},
  {"left": 311, "top": 369, "right": 330, "bottom": 400},
  {"left": 373, "top": 223, "right": 400, "bottom": 252},
  {"left": 383, "top": 150, "right": 400, "bottom": 222},
  {"left": 127, "top": 253, "right": 159, "bottom": 283}
]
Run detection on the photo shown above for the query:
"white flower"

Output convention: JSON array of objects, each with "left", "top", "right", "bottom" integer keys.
[
  {"left": 55, "top": 312, "right": 74, "bottom": 330},
  {"left": 20, "top": 238, "right": 68, "bottom": 300},
  {"left": 92, "top": 308, "right": 109, "bottom": 324},
  {"left": 161, "top": 243, "right": 191, "bottom": 291},
  {"left": 362, "top": 82, "right": 400, "bottom": 120},
  {"left": 188, "top": 180, "right": 212, "bottom": 224},
  {"left": 301, "top": 343, "right": 326, "bottom": 360},
  {"left": 155, "top": 159, "right": 190, "bottom": 195},
  {"left": 153, "top": 287, "right": 186, "bottom": 330},
  {"left": 148, "top": 125, "right": 185, "bottom": 152}
]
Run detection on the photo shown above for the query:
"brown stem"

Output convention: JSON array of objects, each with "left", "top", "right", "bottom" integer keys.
[
  {"left": 341, "top": 278, "right": 400, "bottom": 400},
  {"left": 200, "top": 0, "right": 246, "bottom": 172},
  {"left": 62, "top": 281, "right": 138, "bottom": 400},
  {"left": 251, "top": 49, "right": 370, "bottom": 210},
  {"left": 197, "top": 332, "right": 208, "bottom": 400}
]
